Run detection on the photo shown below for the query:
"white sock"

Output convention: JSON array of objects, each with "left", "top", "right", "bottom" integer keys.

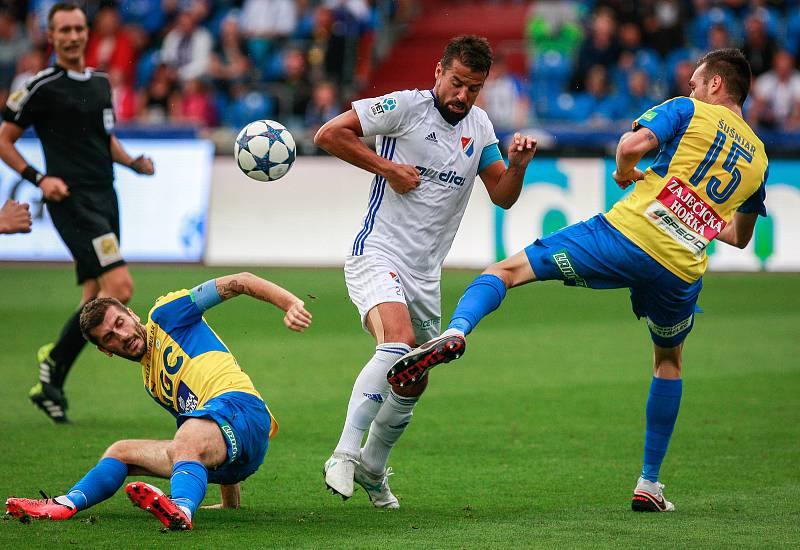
[
  {"left": 54, "top": 495, "right": 75, "bottom": 509},
  {"left": 334, "top": 343, "right": 411, "bottom": 456},
  {"left": 360, "top": 390, "right": 419, "bottom": 474},
  {"left": 442, "top": 327, "right": 465, "bottom": 338}
]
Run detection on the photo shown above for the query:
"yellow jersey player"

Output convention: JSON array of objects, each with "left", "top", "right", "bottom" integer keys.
[
  {"left": 389, "top": 49, "right": 767, "bottom": 512},
  {"left": 6, "top": 272, "right": 311, "bottom": 530}
]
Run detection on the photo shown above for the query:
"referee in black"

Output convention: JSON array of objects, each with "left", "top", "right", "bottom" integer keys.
[{"left": 0, "top": 2, "right": 154, "bottom": 423}]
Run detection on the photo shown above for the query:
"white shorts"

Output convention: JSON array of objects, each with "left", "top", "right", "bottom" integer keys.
[{"left": 344, "top": 254, "right": 441, "bottom": 343}]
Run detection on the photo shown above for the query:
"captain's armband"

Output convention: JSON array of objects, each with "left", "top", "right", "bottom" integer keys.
[{"left": 190, "top": 279, "right": 223, "bottom": 312}]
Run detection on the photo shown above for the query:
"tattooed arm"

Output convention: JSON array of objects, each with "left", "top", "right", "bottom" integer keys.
[
  {"left": 214, "top": 272, "right": 312, "bottom": 332},
  {"left": 612, "top": 127, "right": 659, "bottom": 189}
]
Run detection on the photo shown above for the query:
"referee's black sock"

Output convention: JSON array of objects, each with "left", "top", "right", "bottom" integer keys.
[{"left": 49, "top": 308, "right": 88, "bottom": 388}]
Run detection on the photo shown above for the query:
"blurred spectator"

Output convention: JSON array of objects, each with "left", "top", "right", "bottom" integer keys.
[
  {"left": 669, "top": 60, "right": 694, "bottom": 97},
  {"left": 570, "top": 8, "right": 620, "bottom": 91},
  {"left": 749, "top": 50, "right": 800, "bottom": 130},
  {"left": 305, "top": 81, "right": 339, "bottom": 147},
  {"left": 641, "top": 0, "right": 687, "bottom": 56},
  {"left": 160, "top": 8, "right": 213, "bottom": 82},
  {"left": 108, "top": 68, "right": 137, "bottom": 123},
  {"left": 225, "top": 83, "right": 274, "bottom": 131},
  {"left": 707, "top": 23, "right": 732, "bottom": 51},
  {"left": 138, "top": 63, "right": 179, "bottom": 124},
  {"left": 0, "top": 8, "right": 30, "bottom": 98},
  {"left": 173, "top": 78, "right": 217, "bottom": 127},
  {"left": 741, "top": 14, "right": 777, "bottom": 78},
  {"left": 689, "top": 0, "right": 738, "bottom": 50},
  {"left": 293, "top": 0, "right": 317, "bottom": 40},
  {"left": 26, "top": 0, "right": 60, "bottom": 47},
  {"left": 324, "top": 0, "right": 370, "bottom": 23},
  {"left": 477, "top": 56, "right": 529, "bottom": 131},
  {"left": 525, "top": 0, "right": 582, "bottom": 58},
  {"left": 85, "top": 5, "right": 137, "bottom": 84},
  {"left": 118, "top": 0, "right": 164, "bottom": 39},
  {"left": 614, "top": 22, "right": 661, "bottom": 84},
  {"left": 569, "top": 64, "right": 615, "bottom": 126},
  {"left": 605, "top": 70, "right": 659, "bottom": 123},
  {"left": 208, "top": 12, "right": 250, "bottom": 93},
  {"left": 240, "top": 0, "right": 297, "bottom": 38},
  {"left": 9, "top": 49, "right": 46, "bottom": 94},
  {"left": 281, "top": 47, "right": 313, "bottom": 122}
]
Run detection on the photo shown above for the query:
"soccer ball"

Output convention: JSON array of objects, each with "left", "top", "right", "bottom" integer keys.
[{"left": 234, "top": 120, "right": 296, "bottom": 182}]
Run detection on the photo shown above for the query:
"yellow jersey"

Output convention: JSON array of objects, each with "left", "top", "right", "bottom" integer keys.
[
  {"left": 139, "top": 288, "right": 278, "bottom": 438},
  {"left": 605, "top": 97, "right": 769, "bottom": 282}
]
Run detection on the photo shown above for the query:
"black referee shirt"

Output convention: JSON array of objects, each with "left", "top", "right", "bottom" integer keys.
[{"left": 3, "top": 65, "right": 115, "bottom": 188}]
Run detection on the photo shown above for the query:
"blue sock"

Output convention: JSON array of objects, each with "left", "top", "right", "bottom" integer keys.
[
  {"left": 641, "top": 377, "right": 683, "bottom": 482},
  {"left": 170, "top": 460, "right": 208, "bottom": 519},
  {"left": 66, "top": 457, "right": 128, "bottom": 510},
  {"left": 448, "top": 274, "right": 507, "bottom": 335}
]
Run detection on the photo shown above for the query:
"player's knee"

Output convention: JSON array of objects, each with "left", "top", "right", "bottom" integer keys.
[
  {"left": 483, "top": 265, "right": 513, "bottom": 288},
  {"left": 102, "top": 440, "right": 133, "bottom": 462}
]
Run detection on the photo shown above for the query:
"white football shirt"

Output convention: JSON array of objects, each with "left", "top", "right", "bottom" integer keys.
[{"left": 351, "top": 89, "right": 499, "bottom": 276}]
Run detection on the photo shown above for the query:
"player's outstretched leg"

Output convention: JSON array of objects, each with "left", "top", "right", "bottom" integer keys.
[
  {"left": 28, "top": 343, "right": 70, "bottom": 423},
  {"left": 325, "top": 343, "right": 411, "bottom": 499},
  {"left": 5, "top": 456, "right": 129, "bottom": 522},
  {"left": 127, "top": 459, "right": 207, "bottom": 530},
  {"left": 388, "top": 273, "right": 508, "bottom": 386},
  {"left": 126, "top": 482, "right": 192, "bottom": 531}
]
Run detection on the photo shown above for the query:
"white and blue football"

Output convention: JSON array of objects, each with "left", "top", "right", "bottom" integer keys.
[{"left": 234, "top": 120, "right": 296, "bottom": 182}]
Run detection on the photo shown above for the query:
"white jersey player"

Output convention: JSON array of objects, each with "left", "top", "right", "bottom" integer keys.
[{"left": 314, "top": 35, "right": 537, "bottom": 508}]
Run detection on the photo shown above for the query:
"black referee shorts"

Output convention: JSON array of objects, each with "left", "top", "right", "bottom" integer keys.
[{"left": 47, "top": 186, "right": 126, "bottom": 284}]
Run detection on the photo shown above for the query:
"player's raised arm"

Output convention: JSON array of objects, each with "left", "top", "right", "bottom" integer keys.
[
  {"left": 314, "top": 109, "right": 420, "bottom": 194},
  {"left": 208, "top": 272, "right": 311, "bottom": 332},
  {"left": 479, "top": 132, "right": 537, "bottom": 209},
  {"left": 612, "top": 127, "right": 659, "bottom": 189}
]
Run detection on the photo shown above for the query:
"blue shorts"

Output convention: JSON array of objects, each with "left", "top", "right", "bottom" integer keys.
[
  {"left": 524, "top": 214, "right": 702, "bottom": 348},
  {"left": 178, "top": 391, "right": 271, "bottom": 485}
]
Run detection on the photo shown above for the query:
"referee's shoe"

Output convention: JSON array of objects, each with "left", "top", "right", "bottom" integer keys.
[{"left": 29, "top": 344, "right": 70, "bottom": 423}]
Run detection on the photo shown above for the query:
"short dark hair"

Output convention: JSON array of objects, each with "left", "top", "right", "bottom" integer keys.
[
  {"left": 80, "top": 297, "right": 126, "bottom": 345},
  {"left": 48, "top": 2, "right": 83, "bottom": 28},
  {"left": 441, "top": 35, "right": 493, "bottom": 75},
  {"left": 696, "top": 48, "right": 752, "bottom": 106}
]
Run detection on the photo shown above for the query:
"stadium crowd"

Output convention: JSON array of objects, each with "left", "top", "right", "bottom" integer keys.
[{"left": 1, "top": 0, "right": 799, "bottom": 145}]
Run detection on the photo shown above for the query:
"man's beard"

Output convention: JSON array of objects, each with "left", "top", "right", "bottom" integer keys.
[
  {"left": 118, "top": 323, "right": 148, "bottom": 361},
  {"left": 436, "top": 101, "right": 469, "bottom": 125}
]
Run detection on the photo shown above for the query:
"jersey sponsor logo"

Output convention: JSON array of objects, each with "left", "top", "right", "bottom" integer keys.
[
  {"left": 425, "top": 131, "right": 438, "bottom": 143},
  {"left": 6, "top": 88, "right": 28, "bottom": 111},
  {"left": 363, "top": 392, "right": 384, "bottom": 403},
  {"left": 646, "top": 314, "right": 693, "bottom": 338},
  {"left": 381, "top": 96, "right": 397, "bottom": 111},
  {"left": 639, "top": 109, "right": 658, "bottom": 122},
  {"left": 411, "top": 316, "right": 441, "bottom": 332},
  {"left": 176, "top": 381, "right": 198, "bottom": 413},
  {"left": 220, "top": 422, "right": 239, "bottom": 461},
  {"left": 552, "top": 250, "right": 587, "bottom": 287},
  {"left": 415, "top": 165, "right": 466, "bottom": 186},
  {"left": 103, "top": 108, "right": 115, "bottom": 132},
  {"left": 461, "top": 136, "right": 474, "bottom": 157},
  {"left": 646, "top": 176, "right": 727, "bottom": 257},
  {"left": 91, "top": 232, "right": 123, "bottom": 267}
]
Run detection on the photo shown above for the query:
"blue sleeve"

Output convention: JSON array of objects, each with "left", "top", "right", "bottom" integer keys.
[
  {"left": 632, "top": 97, "right": 695, "bottom": 146},
  {"left": 478, "top": 142, "right": 503, "bottom": 172},
  {"left": 151, "top": 293, "right": 203, "bottom": 331},
  {"left": 190, "top": 279, "right": 223, "bottom": 312},
  {"left": 737, "top": 168, "right": 768, "bottom": 217}
]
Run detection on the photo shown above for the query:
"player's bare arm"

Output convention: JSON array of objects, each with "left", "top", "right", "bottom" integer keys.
[
  {"left": 0, "top": 121, "right": 69, "bottom": 201},
  {"left": 314, "top": 109, "right": 420, "bottom": 194},
  {"left": 214, "top": 272, "right": 312, "bottom": 332},
  {"left": 202, "top": 483, "right": 241, "bottom": 510},
  {"left": 110, "top": 135, "right": 154, "bottom": 175},
  {"left": 479, "top": 132, "right": 537, "bottom": 209},
  {"left": 716, "top": 211, "right": 758, "bottom": 249},
  {"left": 0, "top": 199, "right": 32, "bottom": 234},
  {"left": 612, "top": 127, "right": 659, "bottom": 189}
]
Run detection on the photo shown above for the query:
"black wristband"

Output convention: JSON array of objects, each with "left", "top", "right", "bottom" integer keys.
[{"left": 21, "top": 165, "right": 44, "bottom": 185}]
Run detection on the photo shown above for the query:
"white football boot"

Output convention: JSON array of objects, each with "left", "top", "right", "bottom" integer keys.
[
  {"left": 354, "top": 460, "right": 399, "bottom": 509},
  {"left": 323, "top": 452, "right": 359, "bottom": 499},
  {"left": 631, "top": 477, "right": 675, "bottom": 512}
]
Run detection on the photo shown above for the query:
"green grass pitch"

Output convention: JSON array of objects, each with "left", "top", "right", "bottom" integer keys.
[{"left": 0, "top": 265, "right": 798, "bottom": 548}]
